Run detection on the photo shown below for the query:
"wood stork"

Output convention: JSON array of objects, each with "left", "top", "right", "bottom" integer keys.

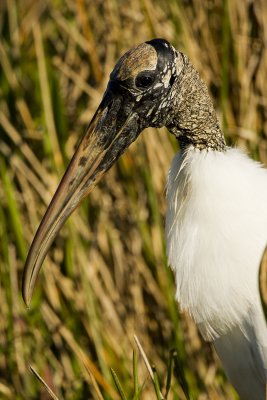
[{"left": 22, "top": 39, "right": 267, "bottom": 399}]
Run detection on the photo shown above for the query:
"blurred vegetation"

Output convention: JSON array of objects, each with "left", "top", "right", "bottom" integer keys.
[{"left": 0, "top": 0, "right": 267, "bottom": 398}]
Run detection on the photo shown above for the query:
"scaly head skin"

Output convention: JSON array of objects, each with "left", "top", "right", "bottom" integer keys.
[{"left": 22, "top": 38, "right": 225, "bottom": 306}]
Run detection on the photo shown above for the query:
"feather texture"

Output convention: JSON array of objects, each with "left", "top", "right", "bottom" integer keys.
[
  {"left": 166, "top": 146, "right": 267, "bottom": 397},
  {"left": 214, "top": 309, "right": 267, "bottom": 399}
]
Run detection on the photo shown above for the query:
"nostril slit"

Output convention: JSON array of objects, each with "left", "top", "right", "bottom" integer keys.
[{"left": 169, "top": 75, "right": 175, "bottom": 87}]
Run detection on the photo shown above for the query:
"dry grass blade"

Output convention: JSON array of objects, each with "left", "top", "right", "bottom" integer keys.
[
  {"left": 30, "top": 366, "right": 60, "bottom": 400},
  {"left": 134, "top": 335, "right": 164, "bottom": 400},
  {"left": 41, "top": 303, "right": 120, "bottom": 399},
  {"left": 85, "top": 369, "right": 105, "bottom": 400},
  {"left": 134, "top": 335, "right": 154, "bottom": 381}
]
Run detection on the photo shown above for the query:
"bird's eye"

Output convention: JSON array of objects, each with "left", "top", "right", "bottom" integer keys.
[{"left": 135, "top": 72, "right": 155, "bottom": 88}]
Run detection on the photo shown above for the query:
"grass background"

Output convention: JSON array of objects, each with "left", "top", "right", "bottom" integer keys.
[{"left": 0, "top": 0, "right": 267, "bottom": 398}]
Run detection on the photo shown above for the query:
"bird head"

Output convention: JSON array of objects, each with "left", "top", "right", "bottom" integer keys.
[
  {"left": 106, "top": 38, "right": 185, "bottom": 129},
  {"left": 22, "top": 38, "right": 214, "bottom": 306}
]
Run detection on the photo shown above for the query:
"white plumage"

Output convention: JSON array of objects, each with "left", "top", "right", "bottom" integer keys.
[{"left": 166, "top": 146, "right": 267, "bottom": 399}]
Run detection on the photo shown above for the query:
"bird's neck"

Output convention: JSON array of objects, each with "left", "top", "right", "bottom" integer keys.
[{"left": 166, "top": 59, "right": 226, "bottom": 152}]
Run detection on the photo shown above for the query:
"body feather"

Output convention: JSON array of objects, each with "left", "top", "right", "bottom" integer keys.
[{"left": 166, "top": 146, "right": 267, "bottom": 397}]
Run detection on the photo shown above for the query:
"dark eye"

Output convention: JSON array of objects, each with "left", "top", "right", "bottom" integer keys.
[{"left": 135, "top": 72, "right": 155, "bottom": 88}]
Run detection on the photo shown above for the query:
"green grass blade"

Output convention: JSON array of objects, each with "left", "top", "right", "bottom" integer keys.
[
  {"left": 165, "top": 349, "right": 175, "bottom": 399},
  {"left": 0, "top": 156, "right": 27, "bottom": 261},
  {"left": 173, "top": 350, "right": 190, "bottom": 400},
  {"left": 110, "top": 368, "right": 127, "bottom": 400},
  {"left": 132, "top": 349, "right": 139, "bottom": 399},
  {"left": 152, "top": 365, "right": 164, "bottom": 400}
]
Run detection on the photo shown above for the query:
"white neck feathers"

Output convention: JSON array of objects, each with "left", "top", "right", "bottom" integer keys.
[{"left": 166, "top": 146, "right": 267, "bottom": 340}]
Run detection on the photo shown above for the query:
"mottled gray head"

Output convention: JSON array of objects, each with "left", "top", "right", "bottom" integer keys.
[
  {"left": 22, "top": 38, "right": 224, "bottom": 306},
  {"left": 108, "top": 38, "right": 186, "bottom": 128}
]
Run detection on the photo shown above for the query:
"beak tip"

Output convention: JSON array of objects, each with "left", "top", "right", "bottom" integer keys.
[
  {"left": 22, "top": 285, "right": 31, "bottom": 308},
  {"left": 22, "top": 267, "right": 33, "bottom": 307}
]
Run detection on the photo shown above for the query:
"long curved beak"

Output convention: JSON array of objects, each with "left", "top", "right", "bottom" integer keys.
[{"left": 22, "top": 88, "right": 139, "bottom": 306}]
